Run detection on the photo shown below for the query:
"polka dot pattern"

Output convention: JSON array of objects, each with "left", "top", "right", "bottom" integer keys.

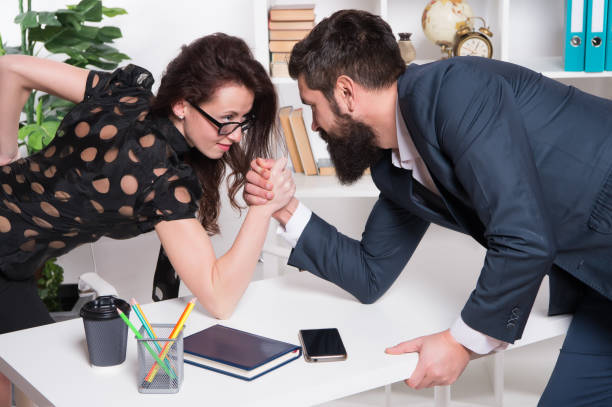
[
  {"left": 81, "top": 147, "right": 98, "bottom": 162},
  {"left": 0, "top": 65, "right": 202, "bottom": 282},
  {"left": 100, "top": 125, "right": 118, "bottom": 140},
  {"left": 0, "top": 216, "right": 11, "bottom": 233},
  {"left": 139, "top": 134, "right": 155, "bottom": 148},
  {"left": 120, "top": 175, "right": 138, "bottom": 195},
  {"left": 44, "top": 166, "right": 57, "bottom": 178},
  {"left": 75, "top": 122, "right": 90, "bottom": 138}
]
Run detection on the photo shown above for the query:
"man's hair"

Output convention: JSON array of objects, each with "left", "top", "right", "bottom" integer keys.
[{"left": 288, "top": 9, "right": 405, "bottom": 100}]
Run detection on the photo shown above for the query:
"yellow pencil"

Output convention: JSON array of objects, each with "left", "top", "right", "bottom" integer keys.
[{"left": 145, "top": 298, "right": 196, "bottom": 382}]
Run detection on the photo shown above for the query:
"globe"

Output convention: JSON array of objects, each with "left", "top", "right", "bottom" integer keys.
[{"left": 422, "top": 0, "right": 474, "bottom": 46}]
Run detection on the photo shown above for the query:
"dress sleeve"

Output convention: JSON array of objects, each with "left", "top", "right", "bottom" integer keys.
[
  {"left": 84, "top": 64, "right": 155, "bottom": 101},
  {"left": 137, "top": 159, "right": 203, "bottom": 224}
]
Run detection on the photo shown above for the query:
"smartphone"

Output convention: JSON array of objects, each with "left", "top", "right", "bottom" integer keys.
[{"left": 298, "top": 328, "right": 348, "bottom": 362}]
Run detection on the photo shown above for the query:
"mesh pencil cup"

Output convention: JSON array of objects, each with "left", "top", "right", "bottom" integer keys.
[{"left": 137, "top": 324, "right": 184, "bottom": 394}]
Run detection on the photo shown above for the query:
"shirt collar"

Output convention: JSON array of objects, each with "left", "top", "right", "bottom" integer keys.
[
  {"left": 153, "top": 116, "right": 192, "bottom": 156},
  {"left": 391, "top": 100, "right": 420, "bottom": 168}
]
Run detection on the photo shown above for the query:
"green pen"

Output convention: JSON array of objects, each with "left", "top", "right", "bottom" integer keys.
[{"left": 116, "top": 309, "right": 177, "bottom": 380}]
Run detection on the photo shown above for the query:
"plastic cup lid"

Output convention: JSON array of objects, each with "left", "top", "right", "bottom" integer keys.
[{"left": 80, "top": 295, "right": 130, "bottom": 320}]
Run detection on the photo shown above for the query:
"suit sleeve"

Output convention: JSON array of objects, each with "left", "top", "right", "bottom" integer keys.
[
  {"left": 434, "top": 63, "right": 557, "bottom": 343},
  {"left": 287, "top": 194, "right": 429, "bottom": 304}
]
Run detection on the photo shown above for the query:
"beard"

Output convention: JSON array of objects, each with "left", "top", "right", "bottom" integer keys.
[{"left": 319, "top": 113, "right": 382, "bottom": 185}]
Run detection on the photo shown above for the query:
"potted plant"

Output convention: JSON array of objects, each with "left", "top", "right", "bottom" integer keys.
[{"left": 1, "top": 0, "right": 130, "bottom": 318}]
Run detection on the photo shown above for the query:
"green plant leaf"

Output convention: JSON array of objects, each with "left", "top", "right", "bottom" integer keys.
[
  {"left": 28, "top": 26, "right": 64, "bottom": 42},
  {"left": 37, "top": 12, "right": 61, "bottom": 27},
  {"left": 102, "top": 7, "right": 127, "bottom": 17},
  {"left": 27, "top": 129, "right": 44, "bottom": 151},
  {"left": 15, "top": 11, "right": 40, "bottom": 29},
  {"left": 17, "top": 123, "right": 40, "bottom": 141},
  {"left": 97, "top": 26, "right": 121, "bottom": 41},
  {"left": 75, "top": 0, "right": 103, "bottom": 22},
  {"left": 41, "top": 121, "right": 61, "bottom": 146},
  {"left": 56, "top": 9, "right": 85, "bottom": 31}
]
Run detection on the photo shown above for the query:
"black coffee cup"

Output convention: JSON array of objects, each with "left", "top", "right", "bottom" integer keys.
[{"left": 80, "top": 296, "right": 131, "bottom": 367}]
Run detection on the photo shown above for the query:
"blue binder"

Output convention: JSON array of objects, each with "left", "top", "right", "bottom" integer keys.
[
  {"left": 566, "top": 0, "right": 587, "bottom": 71},
  {"left": 606, "top": 0, "right": 612, "bottom": 69},
  {"left": 585, "top": 0, "right": 608, "bottom": 72}
]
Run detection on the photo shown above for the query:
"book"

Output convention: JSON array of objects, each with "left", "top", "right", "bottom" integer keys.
[
  {"left": 317, "top": 158, "right": 335, "bottom": 176},
  {"left": 271, "top": 52, "right": 291, "bottom": 64},
  {"left": 269, "top": 29, "right": 311, "bottom": 41},
  {"left": 289, "top": 108, "right": 318, "bottom": 175},
  {"left": 183, "top": 324, "right": 302, "bottom": 381},
  {"left": 278, "top": 106, "right": 303, "bottom": 172},
  {"left": 269, "top": 20, "right": 315, "bottom": 30},
  {"left": 270, "top": 62, "right": 290, "bottom": 77},
  {"left": 269, "top": 40, "right": 299, "bottom": 53},
  {"left": 269, "top": 5, "right": 315, "bottom": 21}
]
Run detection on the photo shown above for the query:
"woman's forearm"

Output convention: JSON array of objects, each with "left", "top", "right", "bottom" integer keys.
[
  {"left": 0, "top": 56, "right": 32, "bottom": 164},
  {"left": 209, "top": 205, "right": 275, "bottom": 318}
]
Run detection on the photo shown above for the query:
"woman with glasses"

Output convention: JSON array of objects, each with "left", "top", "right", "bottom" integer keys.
[{"left": 0, "top": 34, "right": 293, "bottom": 341}]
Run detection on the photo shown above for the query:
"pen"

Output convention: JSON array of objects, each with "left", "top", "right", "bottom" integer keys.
[
  {"left": 145, "top": 298, "right": 196, "bottom": 382},
  {"left": 116, "top": 309, "right": 177, "bottom": 380},
  {"left": 130, "top": 298, "right": 176, "bottom": 377}
]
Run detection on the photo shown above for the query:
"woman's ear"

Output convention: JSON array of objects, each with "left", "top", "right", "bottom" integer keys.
[
  {"left": 171, "top": 99, "right": 186, "bottom": 119},
  {"left": 334, "top": 75, "right": 356, "bottom": 113}
]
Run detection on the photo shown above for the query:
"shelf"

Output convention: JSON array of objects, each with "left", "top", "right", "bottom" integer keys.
[
  {"left": 293, "top": 172, "right": 379, "bottom": 198},
  {"left": 514, "top": 56, "right": 612, "bottom": 79}
]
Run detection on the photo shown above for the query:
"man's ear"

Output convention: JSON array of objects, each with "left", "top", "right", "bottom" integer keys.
[
  {"left": 171, "top": 99, "right": 186, "bottom": 119},
  {"left": 334, "top": 75, "right": 356, "bottom": 113}
]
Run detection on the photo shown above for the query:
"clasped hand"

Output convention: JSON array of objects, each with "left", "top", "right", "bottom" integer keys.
[{"left": 246, "top": 157, "right": 295, "bottom": 213}]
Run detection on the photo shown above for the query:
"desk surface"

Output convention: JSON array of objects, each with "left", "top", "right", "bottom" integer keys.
[{"left": 0, "top": 227, "right": 571, "bottom": 407}]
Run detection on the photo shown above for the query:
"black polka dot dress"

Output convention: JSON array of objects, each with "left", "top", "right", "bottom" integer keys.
[{"left": 0, "top": 65, "right": 202, "bottom": 281}]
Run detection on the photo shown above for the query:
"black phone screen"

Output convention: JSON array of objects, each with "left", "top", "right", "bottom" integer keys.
[{"left": 299, "top": 328, "right": 347, "bottom": 356}]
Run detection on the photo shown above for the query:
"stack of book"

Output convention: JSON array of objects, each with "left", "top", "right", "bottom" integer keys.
[
  {"left": 278, "top": 106, "right": 334, "bottom": 176},
  {"left": 269, "top": 5, "right": 315, "bottom": 77}
]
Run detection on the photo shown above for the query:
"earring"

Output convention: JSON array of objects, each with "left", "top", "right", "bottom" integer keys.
[{"left": 178, "top": 115, "right": 184, "bottom": 120}]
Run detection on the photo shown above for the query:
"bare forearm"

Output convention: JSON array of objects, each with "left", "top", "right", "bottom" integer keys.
[
  {"left": 209, "top": 205, "right": 275, "bottom": 317},
  {"left": 0, "top": 56, "right": 32, "bottom": 163}
]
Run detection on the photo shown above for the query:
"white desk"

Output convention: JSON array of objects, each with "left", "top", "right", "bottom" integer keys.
[{"left": 0, "top": 226, "right": 571, "bottom": 407}]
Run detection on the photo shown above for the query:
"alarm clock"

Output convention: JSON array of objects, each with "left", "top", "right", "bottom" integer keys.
[{"left": 453, "top": 16, "right": 493, "bottom": 58}]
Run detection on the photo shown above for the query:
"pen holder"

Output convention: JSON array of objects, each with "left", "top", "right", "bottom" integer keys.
[{"left": 137, "top": 324, "right": 184, "bottom": 394}]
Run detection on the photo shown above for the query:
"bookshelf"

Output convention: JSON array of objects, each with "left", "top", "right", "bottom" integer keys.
[{"left": 253, "top": 0, "right": 612, "bottom": 199}]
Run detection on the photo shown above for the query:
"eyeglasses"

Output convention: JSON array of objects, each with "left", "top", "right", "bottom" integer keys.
[{"left": 187, "top": 101, "right": 254, "bottom": 136}]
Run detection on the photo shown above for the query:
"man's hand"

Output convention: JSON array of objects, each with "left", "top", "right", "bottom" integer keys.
[
  {"left": 244, "top": 158, "right": 275, "bottom": 205},
  {"left": 385, "top": 329, "right": 471, "bottom": 389},
  {"left": 244, "top": 158, "right": 299, "bottom": 226}
]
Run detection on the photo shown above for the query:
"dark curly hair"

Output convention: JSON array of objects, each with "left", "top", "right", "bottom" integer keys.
[
  {"left": 289, "top": 9, "right": 405, "bottom": 101},
  {"left": 151, "top": 33, "right": 278, "bottom": 234}
]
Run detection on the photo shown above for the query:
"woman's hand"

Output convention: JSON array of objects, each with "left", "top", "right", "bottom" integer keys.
[
  {"left": 263, "top": 157, "right": 295, "bottom": 213},
  {"left": 244, "top": 157, "right": 275, "bottom": 206}
]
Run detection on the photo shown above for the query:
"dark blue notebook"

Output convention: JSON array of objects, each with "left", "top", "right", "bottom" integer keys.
[{"left": 183, "top": 324, "right": 302, "bottom": 381}]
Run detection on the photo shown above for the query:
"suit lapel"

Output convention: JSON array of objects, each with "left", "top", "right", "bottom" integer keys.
[
  {"left": 371, "top": 151, "right": 461, "bottom": 232},
  {"left": 396, "top": 70, "right": 487, "bottom": 246}
]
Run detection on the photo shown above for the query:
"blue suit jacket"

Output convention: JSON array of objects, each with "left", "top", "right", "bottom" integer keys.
[{"left": 288, "top": 57, "right": 612, "bottom": 343}]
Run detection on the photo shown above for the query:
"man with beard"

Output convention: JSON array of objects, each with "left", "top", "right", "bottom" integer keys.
[{"left": 245, "top": 9, "right": 612, "bottom": 405}]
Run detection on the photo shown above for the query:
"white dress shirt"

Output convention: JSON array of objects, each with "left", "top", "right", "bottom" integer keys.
[{"left": 277, "top": 101, "right": 508, "bottom": 354}]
